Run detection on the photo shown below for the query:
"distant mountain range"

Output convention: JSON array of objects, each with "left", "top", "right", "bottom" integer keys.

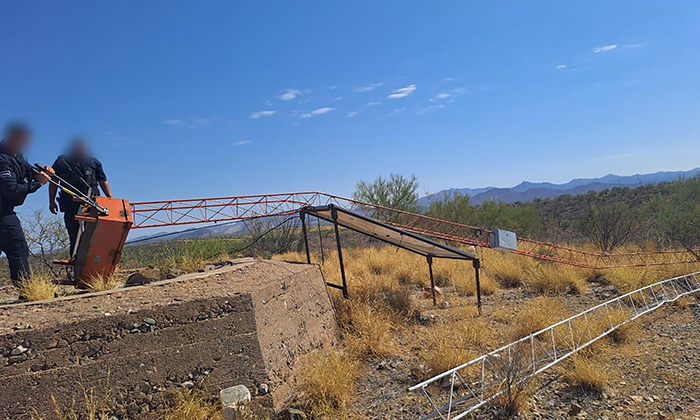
[
  {"left": 419, "top": 167, "right": 700, "bottom": 207},
  {"left": 129, "top": 167, "right": 700, "bottom": 244}
]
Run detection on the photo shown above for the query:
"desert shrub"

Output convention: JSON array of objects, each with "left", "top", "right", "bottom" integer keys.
[
  {"left": 298, "top": 349, "right": 359, "bottom": 419},
  {"left": 245, "top": 216, "right": 301, "bottom": 258}
]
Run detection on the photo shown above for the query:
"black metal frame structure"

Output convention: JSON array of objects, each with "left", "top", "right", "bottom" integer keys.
[{"left": 300, "top": 204, "right": 483, "bottom": 308}]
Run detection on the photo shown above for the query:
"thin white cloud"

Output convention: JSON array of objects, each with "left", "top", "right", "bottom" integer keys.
[
  {"left": 388, "top": 108, "right": 407, "bottom": 116},
  {"left": 593, "top": 44, "right": 617, "bottom": 53},
  {"left": 279, "top": 88, "right": 301, "bottom": 101},
  {"left": 249, "top": 110, "right": 276, "bottom": 119},
  {"left": 444, "top": 77, "right": 456, "bottom": 82},
  {"left": 367, "top": 101, "right": 381, "bottom": 106},
  {"left": 555, "top": 64, "right": 567, "bottom": 70},
  {"left": 328, "top": 85, "right": 338, "bottom": 90},
  {"left": 623, "top": 43, "right": 643, "bottom": 49},
  {"left": 334, "top": 96, "right": 344, "bottom": 101},
  {"left": 235, "top": 140, "right": 251, "bottom": 146},
  {"left": 347, "top": 111, "right": 358, "bottom": 118},
  {"left": 164, "top": 119, "right": 182, "bottom": 125},
  {"left": 417, "top": 104, "right": 445, "bottom": 115},
  {"left": 301, "top": 107, "right": 335, "bottom": 118},
  {"left": 388, "top": 84, "right": 416, "bottom": 99},
  {"left": 354, "top": 83, "right": 383, "bottom": 93},
  {"left": 434, "top": 93, "right": 451, "bottom": 100}
]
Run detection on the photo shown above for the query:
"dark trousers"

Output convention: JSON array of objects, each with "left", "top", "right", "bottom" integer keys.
[
  {"left": 63, "top": 200, "right": 82, "bottom": 254},
  {"left": 0, "top": 213, "right": 30, "bottom": 285}
]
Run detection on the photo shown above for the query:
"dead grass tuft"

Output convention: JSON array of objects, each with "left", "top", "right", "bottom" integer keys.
[
  {"left": 509, "top": 297, "right": 568, "bottom": 341},
  {"left": 19, "top": 272, "right": 59, "bottom": 301},
  {"left": 83, "top": 273, "right": 124, "bottom": 292},
  {"left": 525, "top": 263, "right": 586, "bottom": 295},
  {"left": 165, "top": 389, "right": 222, "bottom": 420},
  {"left": 422, "top": 308, "right": 491, "bottom": 376},
  {"left": 338, "top": 301, "right": 398, "bottom": 358},
  {"left": 565, "top": 354, "right": 611, "bottom": 392},
  {"left": 298, "top": 348, "right": 359, "bottom": 419},
  {"left": 485, "top": 251, "right": 528, "bottom": 288}
]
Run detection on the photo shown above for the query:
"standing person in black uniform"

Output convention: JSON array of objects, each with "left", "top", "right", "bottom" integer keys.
[
  {"left": 0, "top": 123, "right": 53, "bottom": 286},
  {"left": 48, "top": 137, "right": 112, "bottom": 254}
]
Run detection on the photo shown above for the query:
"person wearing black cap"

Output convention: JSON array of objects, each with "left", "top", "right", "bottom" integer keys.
[
  {"left": 48, "top": 137, "right": 112, "bottom": 253},
  {"left": 0, "top": 122, "right": 53, "bottom": 286}
]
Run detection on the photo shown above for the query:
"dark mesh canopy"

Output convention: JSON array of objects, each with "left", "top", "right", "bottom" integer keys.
[{"left": 301, "top": 205, "right": 477, "bottom": 261}]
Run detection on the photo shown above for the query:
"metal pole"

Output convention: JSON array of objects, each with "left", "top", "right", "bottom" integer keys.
[
  {"left": 331, "top": 207, "right": 349, "bottom": 299},
  {"left": 427, "top": 255, "right": 436, "bottom": 306},
  {"left": 300, "top": 211, "right": 311, "bottom": 264},
  {"left": 474, "top": 259, "right": 482, "bottom": 313}
]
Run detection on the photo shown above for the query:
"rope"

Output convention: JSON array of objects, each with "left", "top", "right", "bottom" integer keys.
[
  {"left": 317, "top": 216, "right": 325, "bottom": 265},
  {"left": 125, "top": 219, "right": 247, "bottom": 245},
  {"left": 202, "top": 215, "right": 297, "bottom": 260}
]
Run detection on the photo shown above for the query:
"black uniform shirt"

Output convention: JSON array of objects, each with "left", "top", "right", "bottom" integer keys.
[
  {"left": 52, "top": 154, "right": 106, "bottom": 205},
  {"left": 0, "top": 141, "right": 41, "bottom": 215}
]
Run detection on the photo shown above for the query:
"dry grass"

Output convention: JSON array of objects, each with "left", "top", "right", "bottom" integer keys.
[
  {"left": 524, "top": 263, "right": 586, "bottom": 295},
  {"left": 508, "top": 297, "right": 568, "bottom": 341},
  {"left": 298, "top": 348, "right": 359, "bottom": 419},
  {"left": 565, "top": 353, "right": 611, "bottom": 392},
  {"left": 40, "top": 373, "right": 113, "bottom": 420},
  {"left": 484, "top": 251, "right": 528, "bottom": 288},
  {"left": 338, "top": 300, "right": 398, "bottom": 357},
  {"left": 83, "top": 273, "right": 124, "bottom": 292},
  {"left": 421, "top": 307, "right": 491, "bottom": 376},
  {"left": 18, "top": 272, "right": 59, "bottom": 301},
  {"left": 165, "top": 389, "right": 222, "bottom": 420}
]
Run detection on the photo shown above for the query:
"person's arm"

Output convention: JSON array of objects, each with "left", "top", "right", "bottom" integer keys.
[
  {"left": 49, "top": 182, "right": 59, "bottom": 214},
  {"left": 94, "top": 159, "right": 112, "bottom": 197},
  {"left": 0, "top": 157, "right": 48, "bottom": 202},
  {"left": 99, "top": 180, "right": 113, "bottom": 197}
]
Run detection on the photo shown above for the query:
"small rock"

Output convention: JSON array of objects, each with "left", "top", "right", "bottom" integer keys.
[
  {"left": 280, "top": 408, "right": 307, "bottom": 420},
  {"left": 143, "top": 317, "right": 157, "bottom": 326},
  {"left": 258, "top": 383, "right": 269, "bottom": 395},
  {"left": 126, "top": 268, "right": 161, "bottom": 286},
  {"left": 165, "top": 267, "right": 186, "bottom": 279},
  {"left": 180, "top": 381, "right": 194, "bottom": 389},
  {"left": 568, "top": 402, "right": 582, "bottom": 416},
  {"left": 220, "top": 385, "right": 251, "bottom": 408},
  {"left": 11, "top": 345, "right": 27, "bottom": 356},
  {"left": 438, "top": 301, "right": 450, "bottom": 309}
]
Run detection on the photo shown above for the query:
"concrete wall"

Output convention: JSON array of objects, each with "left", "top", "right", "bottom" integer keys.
[{"left": 0, "top": 259, "right": 337, "bottom": 419}]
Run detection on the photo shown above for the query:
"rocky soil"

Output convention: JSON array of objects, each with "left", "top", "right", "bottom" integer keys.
[{"left": 351, "top": 283, "right": 700, "bottom": 419}]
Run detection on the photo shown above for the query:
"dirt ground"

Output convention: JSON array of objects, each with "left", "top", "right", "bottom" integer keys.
[{"left": 350, "top": 282, "right": 700, "bottom": 419}]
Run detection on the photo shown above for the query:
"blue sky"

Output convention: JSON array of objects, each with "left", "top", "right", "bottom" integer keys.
[{"left": 1, "top": 1, "right": 699, "bottom": 216}]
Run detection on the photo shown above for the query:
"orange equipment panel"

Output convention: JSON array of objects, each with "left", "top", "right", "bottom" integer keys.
[{"left": 72, "top": 197, "right": 133, "bottom": 288}]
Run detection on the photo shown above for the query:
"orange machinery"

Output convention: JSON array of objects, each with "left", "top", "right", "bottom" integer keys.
[{"left": 68, "top": 196, "right": 133, "bottom": 288}]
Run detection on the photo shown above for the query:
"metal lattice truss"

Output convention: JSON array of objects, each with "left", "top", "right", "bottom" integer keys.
[
  {"left": 408, "top": 271, "right": 700, "bottom": 420},
  {"left": 129, "top": 192, "right": 700, "bottom": 269}
]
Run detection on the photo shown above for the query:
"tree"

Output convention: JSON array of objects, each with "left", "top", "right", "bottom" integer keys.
[
  {"left": 353, "top": 173, "right": 419, "bottom": 213},
  {"left": 22, "top": 210, "right": 70, "bottom": 276},
  {"left": 245, "top": 216, "right": 300, "bottom": 258},
  {"left": 577, "top": 202, "right": 638, "bottom": 253},
  {"left": 656, "top": 175, "right": 700, "bottom": 250},
  {"left": 427, "top": 192, "right": 475, "bottom": 224}
]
